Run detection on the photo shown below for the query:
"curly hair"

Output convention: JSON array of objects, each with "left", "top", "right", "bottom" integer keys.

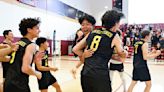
[{"left": 19, "top": 18, "right": 40, "bottom": 36}]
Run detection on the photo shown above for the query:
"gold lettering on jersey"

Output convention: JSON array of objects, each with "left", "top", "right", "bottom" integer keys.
[
  {"left": 44, "top": 55, "right": 48, "bottom": 66},
  {"left": 92, "top": 30, "right": 113, "bottom": 38},
  {"left": 103, "top": 31, "right": 113, "bottom": 38},
  {"left": 45, "top": 60, "right": 48, "bottom": 66},
  {"left": 43, "top": 55, "right": 48, "bottom": 59},
  {"left": 134, "top": 41, "right": 143, "bottom": 54},
  {"left": 135, "top": 41, "right": 143, "bottom": 45},
  {"left": 18, "top": 41, "right": 26, "bottom": 47},
  {"left": 92, "top": 30, "right": 102, "bottom": 34}
]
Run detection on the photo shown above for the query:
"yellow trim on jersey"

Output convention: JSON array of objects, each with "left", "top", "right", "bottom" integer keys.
[
  {"left": 18, "top": 41, "right": 27, "bottom": 47},
  {"left": 91, "top": 29, "right": 113, "bottom": 38}
]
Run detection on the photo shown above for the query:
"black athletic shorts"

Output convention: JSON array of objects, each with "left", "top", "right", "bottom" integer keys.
[
  {"left": 38, "top": 71, "right": 57, "bottom": 89},
  {"left": 132, "top": 67, "right": 151, "bottom": 81},
  {"left": 4, "top": 78, "right": 30, "bottom": 92},
  {"left": 109, "top": 63, "right": 124, "bottom": 72},
  {"left": 81, "top": 75, "right": 112, "bottom": 92},
  {"left": 2, "top": 62, "right": 10, "bottom": 78}
]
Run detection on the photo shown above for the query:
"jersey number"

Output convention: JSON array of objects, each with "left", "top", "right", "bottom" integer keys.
[
  {"left": 134, "top": 45, "right": 138, "bottom": 54},
  {"left": 10, "top": 52, "right": 16, "bottom": 64},
  {"left": 90, "top": 36, "right": 101, "bottom": 51}
]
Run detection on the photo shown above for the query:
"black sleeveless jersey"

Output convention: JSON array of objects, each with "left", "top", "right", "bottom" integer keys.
[
  {"left": 133, "top": 40, "right": 147, "bottom": 68},
  {"left": 5, "top": 38, "right": 33, "bottom": 90},
  {"left": 82, "top": 28, "right": 116, "bottom": 77},
  {"left": 1, "top": 41, "right": 12, "bottom": 78},
  {"left": 35, "top": 50, "right": 49, "bottom": 72}
]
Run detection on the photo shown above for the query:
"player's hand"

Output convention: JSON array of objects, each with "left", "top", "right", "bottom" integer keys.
[
  {"left": 35, "top": 71, "right": 42, "bottom": 80},
  {"left": 156, "top": 50, "right": 161, "bottom": 56},
  {"left": 51, "top": 67, "right": 58, "bottom": 72},
  {"left": 0, "top": 44, "right": 8, "bottom": 49},
  {"left": 10, "top": 43, "right": 19, "bottom": 52},
  {"left": 83, "top": 49, "right": 94, "bottom": 58},
  {"left": 71, "top": 67, "right": 77, "bottom": 79},
  {"left": 119, "top": 50, "right": 128, "bottom": 58},
  {"left": 151, "top": 49, "right": 157, "bottom": 53},
  {"left": 34, "top": 51, "right": 44, "bottom": 62}
]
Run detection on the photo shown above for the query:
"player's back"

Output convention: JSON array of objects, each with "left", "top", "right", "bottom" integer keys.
[
  {"left": 83, "top": 28, "right": 116, "bottom": 77},
  {"left": 133, "top": 40, "right": 147, "bottom": 68}
]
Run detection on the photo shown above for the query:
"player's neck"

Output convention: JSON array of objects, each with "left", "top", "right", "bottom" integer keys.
[
  {"left": 141, "top": 38, "right": 148, "bottom": 42},
  {"left": 23, "top": 35, "right": 34, "bottom": 41},
  {"left": 4, "top": 39, "right": 12, "bottom": 43},
  {"left": 110, "top": 27, "right": 117, "bottom": 32}
]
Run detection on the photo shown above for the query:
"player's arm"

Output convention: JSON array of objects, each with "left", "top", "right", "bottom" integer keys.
[
  {"left": 76, "top": 31, "right": 84, "bottom": 41},
  {"left": 112, "top": 34, "right": 128, "bottom": 59},
  {"left": 0, "top": 56, "right": 10, "bottom": 62},
  {"left": 0, "top": 44, "right": 18, "bottom": 57},
  {"left": 35, "top": 59, "right": 58, "bottom": 72},
  {"left": 73, "top": 48, "right": 94, "bottom": 69},
  {"left": 0, "top": 43, "right": 8, "bottom": 49},
  {"left": 21, "top": 43, "right": 42, "bottom": 79},
  {"left": 142, "top": 43, "right": 161, "bottom": 60},
  {"left": 72, "top": 34, "right": 88, "bottom": 56}
]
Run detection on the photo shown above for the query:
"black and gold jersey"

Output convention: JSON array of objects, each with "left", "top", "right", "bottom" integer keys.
[
  {"left": 82, "top": 28, "right": 116, "bottom": 77},
  {"left": 133, "top": 40, "right": 147, "bottom": 68}
]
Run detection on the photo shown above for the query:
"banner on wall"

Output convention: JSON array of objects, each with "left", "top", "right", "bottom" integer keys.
[{"left": 112, "top": 0, "right": 122, "bottom": 11}]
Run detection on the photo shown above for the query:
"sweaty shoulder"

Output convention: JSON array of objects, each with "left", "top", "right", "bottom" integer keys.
[{"left": 26, "top": 43, "right": 37, "bottom": 54}]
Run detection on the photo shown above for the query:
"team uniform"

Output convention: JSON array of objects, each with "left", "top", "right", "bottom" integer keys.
[
  {"left": 4, "top": 38, "right": 33, "bottom": 92},
  {"left": 35, "top": 50, "right": 57, "bottom": 90},
  {"left": 81, "top": 28, "right": 116, "bottom": 92},
  {"left": 1, "top": 42, "right": 12, "bottom": 78},
  {"left": 109, "top": 61, "right": 124, "bottom": 72},
  {"left": 109, "top": 49, "right": 124, "bottom": 72},
  {"left": 132, "top": 40, "right": 151, "bottom": 81}
]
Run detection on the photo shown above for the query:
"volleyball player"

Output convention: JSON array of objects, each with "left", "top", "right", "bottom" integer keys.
[
  {"left": 35, "top": 37, "right": 62, "bottom": 92},
  {"left": 4, "top": 18, "right": 43, "bottom": 92},
  {"left": 127, "top": 30, "right": 161, "bottom": 92},
  {"left": 73, "top": 10, "right": 128, "bottom": 92}
]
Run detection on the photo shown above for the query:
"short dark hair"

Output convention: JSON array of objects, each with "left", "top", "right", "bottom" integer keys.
[
  {"left": 35, "top": 37, "right": 47, "bottom": 46},
  {"left": 141, "top": 30, "right": 150, "bottom": 39},
  {"left": 101, "top": 10, "right": 124, "bottom": 29},
  {"left": 19, "top": 18, "right": 40, "bottom": 36},
  {"left": 3, "top": 30, "right": 12, "bottom": 38},
  {"left": 78, "top": 15, "right": 96, "bottom": 25}
]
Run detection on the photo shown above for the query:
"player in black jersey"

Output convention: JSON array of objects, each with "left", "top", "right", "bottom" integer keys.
[
  {"left": 71, "top": 15, "right": 96, "bottom": 78},
  {"left": 4, "top": 18, "right": 43, "bottom": 92},
  {"left": 35, "top": 37, "right": 62, "bottom": 92},
  {"left": 73, "top": 10, "right": 128, "bottom": 92},
  {"left": 128, "top": 30, "right": 161, "bottom": 92},
  {"left": 1, "top": 30, "right": 14, "bottom": 80},
  {"left": 0, "top": 42, "right": 18, "bottom": 92}
]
